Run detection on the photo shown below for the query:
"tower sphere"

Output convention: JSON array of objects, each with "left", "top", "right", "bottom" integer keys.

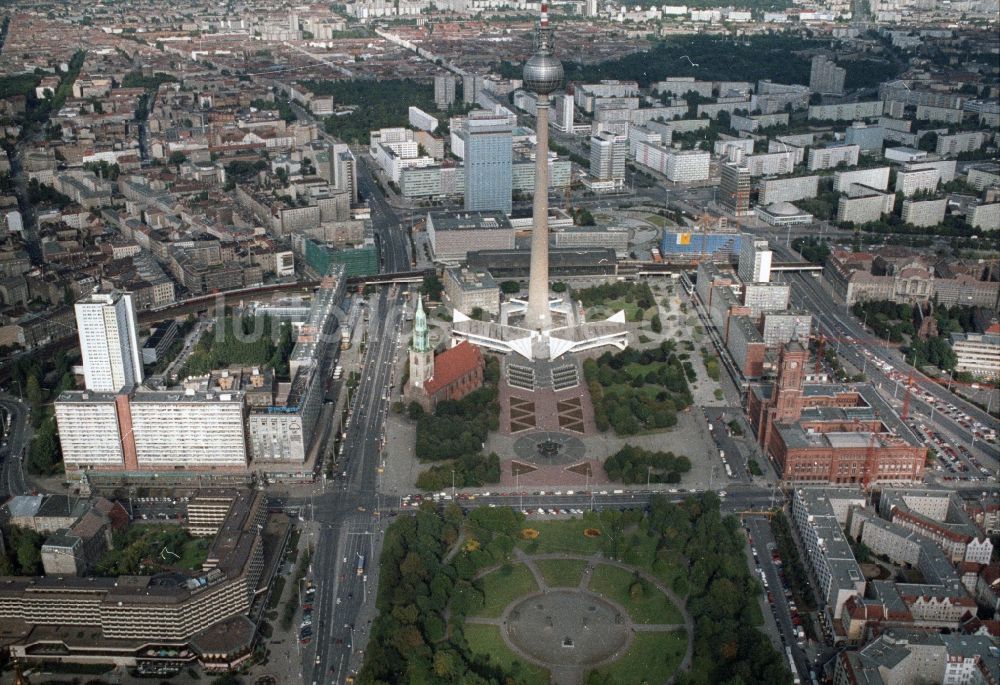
[{"left": 523, "top": 52, "right": 563, "bottom": 95}]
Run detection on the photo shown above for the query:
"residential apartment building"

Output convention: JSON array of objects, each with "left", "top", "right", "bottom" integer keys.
[
  {"left": 791, "top": 488, "right": 867, "bottom": 620},
  {"left": 758, "top": 176, "right": 819, "bottom": 205},
  {"left": 844, "top": 123, "right": 885, "bottom": 152},
  {"left": 935, "top": 131, "right": 990, "bottom": 157},
  {"left": 74, "top": 290, "right": 143, "bottom": 393},
  {"left": 434, "top": 75, "right": 456, "bottom": 109},
  {"left": 726, "top": 315, "right": 766, "bottom": 378},
  {"left": 742, "top": 282, "right": 791, "bottom": 316},
  {"left": 2, "top": 490, "right": 272, "bottom": 672},
  {"left": 56, "top": 388, "right": 249, "bottom": 479},
  {"left": 837, "top": 186, "right": 895, "bottom": 224},
  {"left": 589, "top": 132, "right": 627, "bottom": 188},
  {"left": 969, "top": 202, "right": 1000, "bottom": 230},
  {"left": 808, "top": 101, "right": 883, "bottom": 121},
  {"left": 745, "top": 151, "right": 797, "bottom": 177},
  {"left": 761, "top": 311, "right": 812, "bottom": 346},
  {"left": 808, "top": 144, "right": 860, "bottom": 171},
  {"left": 901, "top": 198, "right": 947, "bottom": 228},
  {"left": 833, "top": 167, "right": 890, "bottom": 193},
  {"left": 809, "top": 55, "right": 845, "bottom": 95},
  {"left": 834, "top": 630, "right": 998, "bottom": 685},
  {"left": 664, "top": 150, "right": 710, "bottom": 183},
  {"left": 738, "top": 237, "right": 772, "bottom": 284}
]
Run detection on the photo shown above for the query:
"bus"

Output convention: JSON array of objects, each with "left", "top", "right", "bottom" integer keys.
[
  {"left": 786, "top": 647, "right": 801, "bottom": 685},
  {"left": 356, "top": 554, "right": 366, "bottom": 576}
]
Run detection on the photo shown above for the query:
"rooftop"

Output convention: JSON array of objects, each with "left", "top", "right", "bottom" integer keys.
[
  {"left": 423, "top": 341, "right": 484, "bottom": 396},
  {"left": 428, "top": 210, "right": 514, "bottom": 232}
]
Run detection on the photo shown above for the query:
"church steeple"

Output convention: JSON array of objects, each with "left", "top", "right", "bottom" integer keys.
[
  {"left": 409, "top": 293, "right": 434, "bottom": 389},
  {"left": 412, "top": 294, "right": 430, "bottom": 353}
]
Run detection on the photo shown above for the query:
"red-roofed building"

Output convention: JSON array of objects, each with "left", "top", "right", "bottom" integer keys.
[
  {"left": 406, "top": 341, "right": 484, "bottom": 412},
  {"left": 404, "top": 297, "right": 484, "bottom": 412}
]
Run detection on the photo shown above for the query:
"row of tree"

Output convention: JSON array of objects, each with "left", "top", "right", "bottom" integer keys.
[
  {"left": 792, "top": 236, "right": 832, "bottom": 265},
  {"left": 415, "top": 453, "right": 502, "bottom": 492},
  {"left": 603, "top": 444, "right": 691, "bottom": 485},
  {"left": 9, "top": 349, "right": 77, "bottom": 476}
]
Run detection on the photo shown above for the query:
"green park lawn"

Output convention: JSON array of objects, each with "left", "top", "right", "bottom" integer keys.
[
  {"left": 534, "top": 558, "right": 589, "bottom": 588},
  {"left": 517, "top": 518, "right": 605, "bottom": 555},
  {"left": 463, "top": 624, "right": 549, "bottom": 685},
  {"left": 588, "top": 564, "right": 683, "bottom": 624},
  {"left": 586, "top": 630, "right": 687, "bottom": 685},
  {"left": 472, "top": 564, "right": 538, "bottom": 618}
]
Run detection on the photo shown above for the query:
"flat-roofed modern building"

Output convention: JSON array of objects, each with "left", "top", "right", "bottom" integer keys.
[
  {"left": 461, "top": 113, "right": 512, "bottom": 214},
  {"left": 444, "top": 267, "right": 500, "bottom": 317},
  {"left": 1, "top": 490, "right": 281, "bottom": 673},
  {"left": 75, "top": 290, "right": 143, "bottom": 393},
  {"left": 791, "top": 488, "right": 867, "bottom": 620},
  {"left": 56, "top": 388, "right": 249, "bottom": 478},
  {"left": 426, "top": 210, "right": 515, "bottom": 263},
  {"left": 950, "top": 330, "right": 1000, "bottom": 381},
  {"left": 553, "top": 226, "right": 630, "bottom": 256},
  {"left": 758, "top": 175, "right": 819, "bottom": 205}
]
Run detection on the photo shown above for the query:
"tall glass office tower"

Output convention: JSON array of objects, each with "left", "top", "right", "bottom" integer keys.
[{"left": 462, "top": 113, "right": 512, "bottom": 214}]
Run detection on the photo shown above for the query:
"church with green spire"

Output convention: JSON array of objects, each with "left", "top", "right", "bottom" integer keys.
[
  {"left": 403, "top": 293, "right": 485, "bottom": 412},
  {"left": 409, "top": 294, "right": 434, "bottom": 390}
]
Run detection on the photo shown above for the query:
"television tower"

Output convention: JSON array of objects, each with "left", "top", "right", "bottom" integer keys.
[{"left": 523, "top": 3, "right": 563, "bottom": 332}]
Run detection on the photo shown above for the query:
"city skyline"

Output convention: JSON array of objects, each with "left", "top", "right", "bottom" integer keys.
[{"left": 0, "top": 1, "right": 995, "bottom": 684}]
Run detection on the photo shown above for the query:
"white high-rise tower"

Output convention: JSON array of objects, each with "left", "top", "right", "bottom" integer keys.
[
  {"left": 523, "top": 2, "right": 563, "bottom": 331},
  {"left": 74, "top": 290, "right": 143, "bottom": 392}
]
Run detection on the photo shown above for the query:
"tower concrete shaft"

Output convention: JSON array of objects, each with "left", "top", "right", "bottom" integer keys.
[{"left": 525, "top": 93, "right": 552, "bottom": 331}]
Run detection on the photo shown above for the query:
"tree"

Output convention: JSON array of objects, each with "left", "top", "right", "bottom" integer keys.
[
  {"left": 168, "top": 150, "right": 187, "bottom": 167},
  {"left": 499, "top": 280, "right": 521, "bottom": 295},
  {"left": 420, "top": 273, "right": 444, "bottom": 301},
  {"left": 11, "top": 527, "right": 42, "bottom": 575},
  {"left": 918, "top": 131, "right": 938, "bottom": 153},
  {"left": 25, "top": 374, "right": 44, "bottom": 408}
]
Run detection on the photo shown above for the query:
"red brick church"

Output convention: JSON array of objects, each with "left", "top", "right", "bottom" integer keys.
[{"left": 403, "top": 295, "right": 484, "bottom": 412}]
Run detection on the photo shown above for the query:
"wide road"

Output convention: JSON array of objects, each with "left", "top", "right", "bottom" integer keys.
[
  {"left": 357, "top": 158, "right": 411, "bottom": 273},
  {"left": 301, "top": 285, "right": 407, "bottom": 685},
  {"left": 286, "top": 99, "right": 411, "bottom": 273},
  {"left": 0, "top": 393, "right": 31, "bottom": 497}
]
